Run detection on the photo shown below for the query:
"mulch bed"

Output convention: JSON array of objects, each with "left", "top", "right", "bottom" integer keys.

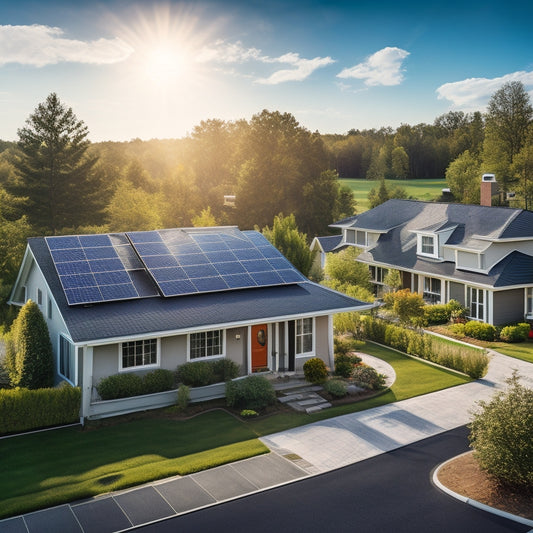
[{"left": 437, "top": 452, "right": 533, "bottom": 520}]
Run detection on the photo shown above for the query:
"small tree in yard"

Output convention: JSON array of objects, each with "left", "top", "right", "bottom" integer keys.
[
  {"left": 5, "top": 300, "right": 54, "bottom": 389},
  {"left": 383, "top": 289, "right": 425, "bottom": 325},
  {"left": 469, "top": 371, "right": 533, "bottom": 490}
]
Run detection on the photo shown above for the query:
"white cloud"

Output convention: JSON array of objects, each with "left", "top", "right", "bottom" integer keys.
[
  {"left": 436, "top": 71, "right": 533, "bottom": 109},
  {"left": 337, "top": 47, "right": 410, "bottom": 86},
  {"left": 196, "top": 39, "right": 334, "bottom": 84},
  {"left": 0, "top": 25, "right": 133, "bottom": 67},
  {"left": 256, "top": 54, "right": 335, "bottom": 85}
]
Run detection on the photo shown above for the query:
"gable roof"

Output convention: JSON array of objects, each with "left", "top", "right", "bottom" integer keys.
[
  {"left": 312, "top": 235, "right": 344, "bottom": 253},
  {"left": 23, "top": 229, "right": 373, "bottom": 344},
  {"left": 339, "top": 199, "right": 532, "bottom": 244}
]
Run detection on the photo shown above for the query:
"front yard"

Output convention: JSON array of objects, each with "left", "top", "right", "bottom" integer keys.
[{"left": 0, "top": 341, "right": 471, "bottom": 520}]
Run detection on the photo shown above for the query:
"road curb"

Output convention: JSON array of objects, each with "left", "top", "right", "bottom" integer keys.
[{"left": 432, "top": 453, "right": 533, "bottom": 528}]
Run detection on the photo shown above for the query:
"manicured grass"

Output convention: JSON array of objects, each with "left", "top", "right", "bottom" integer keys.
[
  {"left": 341, "top": 178, "right": 446, "bottom": 212},
  {"left": 0, "top": 411, "right": 267, "bottom": 519},
  {"left": 486, "top": 341, "right": 533, "bottom": 364},
  {"left": 1, "top": 340, "right": 471, "bottom": 519},
  {"left": 247, "top": 341, "right": 471, "bottom": 435}
]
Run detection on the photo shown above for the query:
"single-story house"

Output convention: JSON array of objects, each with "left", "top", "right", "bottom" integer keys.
[
  {"left": 9, "top": 226, "right": 373, "bottom": 420},
  {"left": 328, "top": 198, "right": 533, "bottom": 326}
]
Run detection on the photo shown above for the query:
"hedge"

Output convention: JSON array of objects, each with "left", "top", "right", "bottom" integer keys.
[
  {"left": 97, "top": 369, "right": 175, "bottom": 400},
  {"left": 0, "top": 385, "right": 81, "bottom": 435},
  {"left": 361, "top": 316, "right": 489, "bottom": 378}
]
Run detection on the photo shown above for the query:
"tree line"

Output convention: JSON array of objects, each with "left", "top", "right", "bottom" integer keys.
[{"left": 0, "top": 82, "right": 532, "bottom": 311}]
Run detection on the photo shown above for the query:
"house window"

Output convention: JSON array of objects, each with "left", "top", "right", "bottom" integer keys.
[
  {"left": 59, "top": 334, "right": 75, "bottom": 383},
  {"left": 421, "top": 235, "right": 435, "bottom": 255},
  {"left": 356, "top": 231, "right": 367, "bottom": 247},
  {"left": 296, "top": 318, "right": 314, "bottom": 356},
  {"left": 47, "top": 297, "right": 53, "bottom": 320},
  {"left": 346, "top": 229, "right": 356, "bottom": 244},
  {"left": 468, "top": 287, "right": 484, "bottom": 321},
  {"left": 37, "top": 288, "right": 43, "bottom": 306},
  {"left": 527, "top": 288, "right": 533, "bottom": 318},
  {"left": 121, "top": 339, "right": 158, "bottom": 370},
  {"left": 423, "top": 277, "right": 441, "bottom": 304},
  {"left": 189, "top": 330, "right": 224, "bottom": 360},
  {"left": 370, "top": 266, "right": 388, "bottom": 284}
]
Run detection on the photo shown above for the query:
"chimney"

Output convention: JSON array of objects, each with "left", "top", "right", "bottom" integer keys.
[{"left": 480, "top": 174, "right": 497, "bottom": 206}]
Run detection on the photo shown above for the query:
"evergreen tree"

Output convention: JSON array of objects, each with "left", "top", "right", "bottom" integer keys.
[
  {"left": 7, "top": 300, "right": 54, "bottom": 389},
  {"left": 8, "top": 93, "right": 105, "bottom": 234},
  {"left": 261, "top": 213, "right": 315, "bottom": 277}
]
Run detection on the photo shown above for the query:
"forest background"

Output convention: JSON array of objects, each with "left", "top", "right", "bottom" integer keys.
[{"left": 0, "top": 81, "right": 532, "bottom": 320}]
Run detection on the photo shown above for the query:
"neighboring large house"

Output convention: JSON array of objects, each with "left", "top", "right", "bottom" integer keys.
[
  {"left": 328, "top": 199, "right": 533, "bottom": 326},
  {"left": 9, "top": 226, "right": 373, "bottom": 420}
]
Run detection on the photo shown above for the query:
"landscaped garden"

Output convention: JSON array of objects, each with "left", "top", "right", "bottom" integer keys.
[{"left": 0, "top": 340, "right": 471, "bottom": 519}]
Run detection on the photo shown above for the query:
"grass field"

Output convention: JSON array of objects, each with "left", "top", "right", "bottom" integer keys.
[
  {"left": 0, "top": 342, "right": 470, "bottom": 519},
  {"left": 341, "top": 178, "right": 446, "bottom": 212}
]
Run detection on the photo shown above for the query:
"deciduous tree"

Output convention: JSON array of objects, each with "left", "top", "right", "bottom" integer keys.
[{"left": 445, "top": 150, "right": 481, "bottom": 204}]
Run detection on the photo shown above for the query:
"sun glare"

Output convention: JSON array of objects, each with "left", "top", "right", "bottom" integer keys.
[{"left": 144, "top": 44, "right": 187, "bottom": 83}]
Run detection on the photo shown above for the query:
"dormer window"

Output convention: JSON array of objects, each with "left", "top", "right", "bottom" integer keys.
[{"left": 417, "top": 233, "right": 439, "bottom": 258}]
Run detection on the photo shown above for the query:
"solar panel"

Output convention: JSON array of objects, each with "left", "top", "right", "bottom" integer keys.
[
  {"left": 46, "top": 235, "right": 141, "bottom": 306},
  {"left": 125, "top": 227, "right": 307, "bottom": 298},
  {"left": 48, "top": 227, "right": 307, "bottom": 305}
]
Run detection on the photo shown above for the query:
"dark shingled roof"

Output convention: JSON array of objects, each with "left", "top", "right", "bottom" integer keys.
[
  {"left": 314, "top": 235, "right": 343, "bottom": 253},
  {"left": 29, "top": 237, "right": 371, "bottom": 344}
]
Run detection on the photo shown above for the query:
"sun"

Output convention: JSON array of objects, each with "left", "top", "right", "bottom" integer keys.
[{"left": 143, "top": 44, "right": 188, "bottom": 84}]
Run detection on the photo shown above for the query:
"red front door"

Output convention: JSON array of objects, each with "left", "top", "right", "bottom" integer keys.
[{"left": 251, "top": 324, "right": 268, "bottom": 371}]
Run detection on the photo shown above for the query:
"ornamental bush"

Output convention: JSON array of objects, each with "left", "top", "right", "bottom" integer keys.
[
  {"left": 351, "top": 365, "right": 386, "bottom": 390},
  {"left": 176, "top": 385, "right": 190, "bottom": 410},
  {"left": 97, "top": 373, "right": 144, "bottom": 400},
  {"left": 324, "top": 379, "right": 348, "bottom": 398},
  {"left": 464, "top": 321, "right": 496, "bottom": 341},
  {"left": 303, "top": 357, "right": 329, "bottom": 384},
  {"left": 177, "top": 361, "right": 214, "bottom": 387},
  {"left": 469, "top": 371, "right": 533, "bottom": 489},
  {"left": 499, "top": 323, "right": 530, "bottom": 343},
  {"left": 334, "top": 353, "right": 362, "bottom": 378},
  {"left": 211, "top": 358, "right": 240, "bottom": 382},
  {"left": 225, "top": 376, "right": 276, "bottom": 411},
  {"left": 142, "top": 369, "right": 175, "bottom": 394}
]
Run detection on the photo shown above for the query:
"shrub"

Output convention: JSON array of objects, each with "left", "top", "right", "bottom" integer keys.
[
  {"left": 469, "top": 371, "right": 533, "bottom": 489},
  {"left": 240, "top": 409, "right": 258, "bottom": 418},
  {"left": 142, "top": 369, "right": 175, "bottom": 394},
  {"left": 464, "top": 321, "right": 496, "bottom": 341},
  {"left": 424, "top": 304, "right": 451, "bottom": 325},
  {"left": 303, "top": 357, "right": 329, "bottom": 384},
  {"left": 0, "top": 385, "right": 81, "bottom": 434},
  {"left": 97, "top": 373, "right": 144, "bottom": 400},
  {"left": 334, "top": 337, "right": 356, "bottom": 357},
  {"left": 449, "top": 323, "right": 466, "bottom": 336},
  {"left": 334, "top": 353, "right": 362, "bottom": 378},
  {"left": 211, "top": 358, "right": 240, "bottom": 382},
  {"left": 177, "top": 361, "right": 215, "bottom": 387},
  {"left": 324, "top": 379, "right": 348, "bottom": 398},
  {"left": 225, "top": 376, "right": 276, "bottom": 411},
  {"left": 383, "top": 289, "right": 425, "bottom": 325},
  {"left": 7, "top": 300, "right": 54, "bottom": 389},
  {"left": 176, "top": 385, "right": 190, "bottom": 410},
  {"left": 352, "top": 365, "right": 386, "bottom": 390},
  {"left": 499, "top": 323, "right": 530, "bottom": 343}
]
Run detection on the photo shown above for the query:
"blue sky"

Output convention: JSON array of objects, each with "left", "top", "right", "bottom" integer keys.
[{"left": 0, "top": 0, "right": 532, "bottom": 141}]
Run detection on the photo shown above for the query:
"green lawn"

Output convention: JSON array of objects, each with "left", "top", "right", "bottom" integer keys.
[
  {"left": 0, "top": 341, "right": 470, "bottom": 519},
  {"left": 341, "top": 178, "right": 446, "bottom": 212},
  {"left": 486, "top": 340, "right": 533, "bottom": 364},
  {"left": 0, "top": 411, "right": 267, "bottom": 519}
]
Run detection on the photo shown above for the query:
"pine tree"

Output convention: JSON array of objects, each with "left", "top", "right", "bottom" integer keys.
[{"left": 8, "top": 93, "right": 106, "bottom": 234}]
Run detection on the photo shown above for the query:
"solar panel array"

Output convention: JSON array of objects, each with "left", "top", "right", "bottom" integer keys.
[
  {"left": 47, "top": 228, "right": 307, "bottom": 306},
  {"left": 46, "top": 234, "right": 142, "bottom": 306}
]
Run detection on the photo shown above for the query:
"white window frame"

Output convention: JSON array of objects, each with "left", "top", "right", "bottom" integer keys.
[
  {"left": 37, "top": 288, "right": 43, "bottom": 306},
  {"left": 417, "top": 233, "right": 438, "bottom": 258},
  {"left": 423, "top": 277, "right": 442, "bottom": 304},
  {"left": 58, "top": 334, "right": 76, "bottom": 384},
  {"left": 119, "top": 338, "right": 160, "bottom": 371},
  {"left": 295, "top": 317, "right": 315, "bottom": 357},
  {"left": 467, "top": 287, "right": 485, "bottom": 321},
  {"left": 187, "top": 329, "right": 225, "bottom": 361},
  {"left": 526, "top": 287, "right": 533, "bottom": 319},
  {"left": 370, "top": 265, "right": 388, "bottom": 284},
  {"left": 356, "top": 230, "right": 367, "bottom": 247}
]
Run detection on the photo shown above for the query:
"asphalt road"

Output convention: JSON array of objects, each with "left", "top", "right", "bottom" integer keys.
[{"left": 133, "top": 426, "right": 530, "bottom": 533}]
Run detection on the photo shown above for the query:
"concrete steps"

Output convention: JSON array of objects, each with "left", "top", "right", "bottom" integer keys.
[{"left": 277, "top": 385, "right": 332, "bottom": 414}]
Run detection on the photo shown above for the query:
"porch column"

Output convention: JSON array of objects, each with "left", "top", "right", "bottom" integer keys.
[
  {"left": 81, "top": 345, "right": 93, "bottom": 423},
  {"left": 275, "top": 322, "right": 279, "bottom": 372},
  {"left": 327, "top": 315, "right": 334, "bottom": 370}
]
